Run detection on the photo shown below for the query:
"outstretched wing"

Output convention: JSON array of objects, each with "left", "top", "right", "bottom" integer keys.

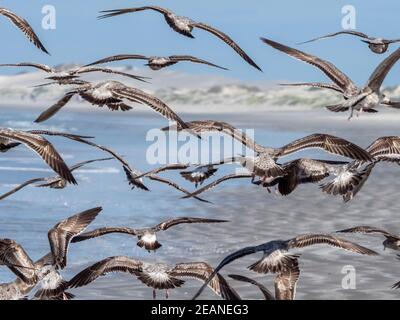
[
  {"left": 336, "top": 226, "right": 399, "bottom": 240},
  {"left": 298, "top": 30, "right": 370, "bottom": 44},
  {"left": 261, "top": 37, "right": 358, "bottom": 95},
  {"left": 84, "top": 54, "right": 149, "bottom": 67},
  {"left": 153, "top": 217, "right": 228, "bottom": 231},
  {"left": 71, "top": 227, "right": 137, "bottom": 243},
  {"left": 73, "top": 67, "right": 150, "bottom": 83},
  {"left": 67, "top": 256, "right": 143, "bottom": 288},
  {"left": 0, "top": 177, "right": 47, "bottom": 201},
  {"left": 48, "top": 207, "right": 102, "bottom": 269},
  {"left": 0, "top": 8, "right": 49, "bottom": 54},
  {"left": 287, "top": 233, "right": 378, "bottom": 255},
  {"left": 98, "top": 6, "right": 171, "bottom": 19},
  {"left": 0, "top": 62, "right": 53, "bottom": 73},
  {"left": 181, "top": 173, "right": 253, "bottom": 199},
  {"left": 34, "top": 92, "right": 76, "bottom": 123},
  {"left": 112, "top": 86, "right": 192, "bottom": 132},
  {"left": 168, "top": 55, "right": 228, "bottom": 70},
  {"left": 0, "top": 129, "right": 77, "bottom": 184},
  {"left": 193, "top": 22, "right": 261, "bottom": 71},
  {"left": 367, "top": 47, "right": 400, "bottom": 91},
  {"left": 279, "top": 133, "right": 372, "bottom": 162}
]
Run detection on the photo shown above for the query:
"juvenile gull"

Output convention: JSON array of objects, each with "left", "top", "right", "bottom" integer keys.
[
  {"left": 298, "top": 30, "right": 400, "bottom": 54},
  {"left": 98, "top": 6, "right": 261, "bottom": 71},
  {"left": 0, "top": 157, "right": 113, "bottom": 200},
  {"left": 34, "top": 81, "right": 194, "bottom": 134},
  {"left": 0, "top": 8, "right": 49, "bottom": 54},
  {"left": 261, "top": 37, "right": 400, "bottom": 119},
  {"left": 164, "top": 120, "right": 372, "bottom": 181},
  {"left": 68, "top": 257, "right": 240, "bottom": 299},
  {"left": 72, "top": 217, "right": 228, "bottom": 252},
  {"left": 85, "top": 54, "right": 228, "bottom": 71},
  {"left": 192, "top": 233, "right": 378, "bottom": 299},
  {"left": 0, "top": 62, "right": 149, "bottom": 83}
]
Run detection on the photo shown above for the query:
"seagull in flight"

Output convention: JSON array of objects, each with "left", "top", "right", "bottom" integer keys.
[
  {"left": 34, "top": 80, "right": 194, "bottom": 134},
  {"left": 192, "top": 233, "right": 378, "bottom": 299},
  {"left": 67, "top": 258, "right": 240, "bottom": 300},
  {"left": 164, "top": 120, "right": 372, "bottom": 180},
  {"left": 0, "top": 8, "right": 49, "bottom": 54},
  {"left": 85, "top": 54, "right": 228, "bottom": 71},
  {"left": 261, "top": 37, "right": 400, "bottom": 119},
  {"left": 0, "top": 158, "right": 113, "bottom": 201},
  {"left": 298, "top": 30, "right": 400, "bottom": 54},
  {"left": 98, "top": 6, "right": 261, "bottom": 71},
  {"left": 0, "top": 62, "right": 149, "bottom": 83},
  {"left": 72, "top": 217, "right": 228, "bottom": 252}
]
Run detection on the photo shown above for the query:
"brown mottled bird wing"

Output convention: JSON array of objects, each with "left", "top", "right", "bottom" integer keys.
[
  {"left": 153, "top": 217, "right": 228, "bottom": 232},
  {"left": 71, "top": 227, "right": 137, "bottom": 243},
  {"left": 0, "top": 8, "right": 49, "bottom": 54},
  {"left": 73, "top": 67, "right": 150, "bottom": 83},
  {"left": 168, "top": 55, "right": 228, "bottom": 70},
  {"left": 112, "top": 86, "right": 192, "bottom": 131},
  {"left": 98, "top": 6, "right": 171, "bottom": 19},
  {"left": 181, "top": 173, "right": 254, "bottom": 199},
  {"left": 67, "top": 256, "right": 143, "bottom": 288},
  {"left": 69, "top": 157, "right": 114, "bottom": 172},
  {"left": 0, "top": 62, "right": 53, "bottom": 73},
  {"left": 367, "top": 47, "right": 400, "bottom": 91},
  {"left": 261, "top": 37, "right": 358, "bottom": 95},
  {"left": 279, "top": 82, "right": 344, "bottom": 94},
  {"left": 84, "top": 54, "right": 149, "bottom": 67},
  {"left": 274, "top": 263, "right": 300, "bottom": 300},
  {"left": 193, "top": 23, "right": 261, "bottom": 71},
  {"left": 287, "top": 233, "right": 378, "bottom": 255},
  {"left": 134, "top": 163, "right": 190, "bottom": 179},
  {"left": 228, "top": 274, "right": 275, "bottom": 300},
  {"left": 0, "top": 129, "right": 77, "bottom": 184},
  {"left": 336, "top": 226, "right": 399, "bottom": 240},
  {"left": 34, "top": 91, "right": 76, "bottom": 123},
  {"left": 48, "top": 207, "right": 101, "bottom": 269},
  {"left": 298, "top": 30, "right": 370, "bottom": 44},
  {"left": 278, "top": 133, "right": 372, "bottom": 161},
  {"left": 0, "top": 238, "right": 37, "bottom": 284},
  {"left": 0, "top": 177, "right": 47, "bottom": 201},
  {"left": 366, "top": 136, "right": 400, "bottom": 161},
  {"left": 163, "top": 120, "right": 261, "bottom": 151},
  {"left": 171, "top": 262, "right": 241, "bottom": 300}
]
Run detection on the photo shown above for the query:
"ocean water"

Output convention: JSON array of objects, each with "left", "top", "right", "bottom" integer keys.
[{"left": 0, "top": 105, "right": 399, "bottom": 300}]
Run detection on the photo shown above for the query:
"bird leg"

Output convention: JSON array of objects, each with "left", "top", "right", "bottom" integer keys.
[
  {"left": 153, "top": 289, "right": 156, "bottom": 299},
  {"left": 347, "top": 108, "right": 354, "bottom": 121},
  {"left": 166, "top": 289, "right": 170, "bottom": 299}
]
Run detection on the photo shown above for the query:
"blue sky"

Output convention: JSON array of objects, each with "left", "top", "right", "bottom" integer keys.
[{"left": 1, "top": 0, "right": 400, "bottom": 85}]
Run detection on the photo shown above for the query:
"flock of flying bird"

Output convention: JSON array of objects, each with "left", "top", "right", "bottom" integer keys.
[{"left": 0, "top": 5, "right": 400, "bottom": 300}]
